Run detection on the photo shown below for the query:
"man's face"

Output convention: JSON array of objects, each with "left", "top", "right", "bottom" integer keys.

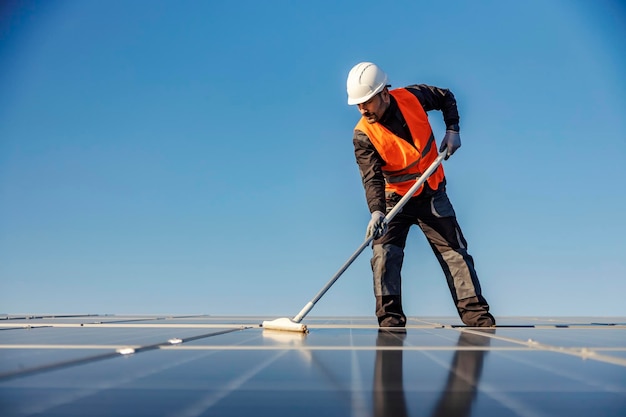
[{"left": 357, "top": 90, "right": 389, "bottom": 124}]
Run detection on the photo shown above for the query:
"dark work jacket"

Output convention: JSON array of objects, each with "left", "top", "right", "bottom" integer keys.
[{"left": 353, "top": 84, "right": 460, "bottom": 214}]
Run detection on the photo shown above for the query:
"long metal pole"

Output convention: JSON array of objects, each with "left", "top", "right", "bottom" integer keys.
[{"left": 292, "top": 151, "right": 447, "bottom": 323}]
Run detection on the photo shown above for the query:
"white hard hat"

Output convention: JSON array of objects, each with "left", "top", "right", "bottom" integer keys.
[{"left": 346, "top": 62, "right": 388, "bottom": 105}]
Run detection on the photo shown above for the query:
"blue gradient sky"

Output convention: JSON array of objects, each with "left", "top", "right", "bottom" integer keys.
[{"left": 1, "top": 0, "right": 625, "bottom": 318}]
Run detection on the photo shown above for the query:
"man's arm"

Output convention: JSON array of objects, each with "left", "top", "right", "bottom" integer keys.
[
  {"left": 353, "top": 130, "right": 386, "bottom": 214},
  {"left": 405, "top": 84, "right": 460, "bottom": 130}
]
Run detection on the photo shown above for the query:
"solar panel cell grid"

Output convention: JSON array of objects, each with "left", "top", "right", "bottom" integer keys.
[{"left": 0, "top": 315, "right": 624, "bottom": 416}]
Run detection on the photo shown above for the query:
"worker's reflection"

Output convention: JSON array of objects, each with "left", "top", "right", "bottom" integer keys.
[
  {"left": 430, "top": 329, "right": 493, "bottom": 417},
  {"left": 373, "top": 329, "right": 493, "bottom": 417},
  {"left": 374, "top": 329, "right": 409, "bottom": 417}
]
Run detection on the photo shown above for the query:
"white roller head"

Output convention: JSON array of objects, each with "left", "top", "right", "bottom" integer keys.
[{"left": 262, "top": 317, "right": 308, "bottom": 333}]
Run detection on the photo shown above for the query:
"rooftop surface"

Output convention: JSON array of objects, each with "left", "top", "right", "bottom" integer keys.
[{"left": 1, "top": 315, "right": 625, "bottom": 416}]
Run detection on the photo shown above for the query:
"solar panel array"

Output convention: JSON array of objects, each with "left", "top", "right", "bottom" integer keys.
[{"left": 1, "top": 315, "right": 625, "bottom": 416}]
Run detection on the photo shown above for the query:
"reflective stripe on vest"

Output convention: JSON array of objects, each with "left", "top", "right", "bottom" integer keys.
[{"left": 355, "top": 88, "right": 445, "bottom": 196}]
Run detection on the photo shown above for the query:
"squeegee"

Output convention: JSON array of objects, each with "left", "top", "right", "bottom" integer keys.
[{"left": 262, "top": 150, "right": 448, "bottom": 333}]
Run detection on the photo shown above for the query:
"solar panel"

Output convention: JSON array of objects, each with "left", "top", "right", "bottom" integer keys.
[{"left": 1, "top": 315, "right": 625, "bottom": 416}]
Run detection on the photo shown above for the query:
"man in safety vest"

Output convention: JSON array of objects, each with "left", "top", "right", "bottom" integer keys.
[{"left": 347, "top": 62, "right": 495, "bottom": 327}]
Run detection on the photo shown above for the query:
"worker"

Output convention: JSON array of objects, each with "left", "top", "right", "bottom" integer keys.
[{"left": 347, "top": 62, "right": 495, "bottom": 328}]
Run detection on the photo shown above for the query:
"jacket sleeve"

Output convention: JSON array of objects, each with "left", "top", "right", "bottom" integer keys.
[
  {"left": 353, "top": 129, "right": 386, "bottom": 214},
  {"left": 405, "top": 84, "right": 460, "bottom": 130}
]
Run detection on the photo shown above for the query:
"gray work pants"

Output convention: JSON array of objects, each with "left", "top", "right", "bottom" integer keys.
[{"left": 371, "top": 186, "right": 494, "bottom": 327}]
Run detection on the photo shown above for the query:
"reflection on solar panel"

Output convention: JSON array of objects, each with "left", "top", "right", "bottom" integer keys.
[{"left": 1, "top": 315, "right": 625, "bottom": 416}]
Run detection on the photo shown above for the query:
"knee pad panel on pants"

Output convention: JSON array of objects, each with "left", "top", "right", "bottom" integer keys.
[
  {"left": 372, "top": 244, "right": 404, "bottom": 296},
  {"left": 441, "top": 248, "right": 478, "bottom": 300}
]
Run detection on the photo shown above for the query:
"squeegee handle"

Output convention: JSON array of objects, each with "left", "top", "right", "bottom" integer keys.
[
  {"left": 384, "top": 150, "right": 446, "bottom": 224},
  {"left": 292, "top": 151, "right": 447, "bottom": 323}
]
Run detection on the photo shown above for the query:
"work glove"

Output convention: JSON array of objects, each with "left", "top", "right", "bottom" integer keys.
[
  {"left": 366, "top": 210, "right": 387, "bottom": 240},
  {"left": 439, "top": 130, "right": 461, "bottom": 160}
]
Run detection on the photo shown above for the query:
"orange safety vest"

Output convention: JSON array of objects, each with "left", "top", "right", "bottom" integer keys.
[{"left": 355, "top": 88, "right": 445, "bottom": 197}]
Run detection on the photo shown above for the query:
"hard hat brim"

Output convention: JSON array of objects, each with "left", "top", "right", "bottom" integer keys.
[{"left": 347, "top": 83, "right": 385, "bottom": 105}]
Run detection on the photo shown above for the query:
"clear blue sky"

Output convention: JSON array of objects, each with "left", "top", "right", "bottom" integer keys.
[{"left": 1, "top": 0, "right": 625, "bottom": 319}]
